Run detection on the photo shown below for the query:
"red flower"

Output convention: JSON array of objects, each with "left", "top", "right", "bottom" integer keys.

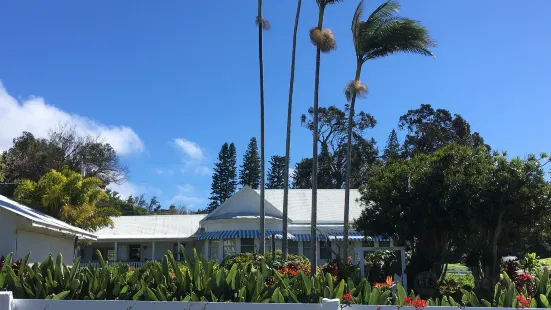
[
  {"left": 404, "top": 297, "right": 426, "bottom": 309},
  {"left": 342, "top": 293, "right": 353, "bottom": 305},
  {"left": 517, "top": 295, "right": 531, "bottom": 308},
  {"left": 404, "top": 297, "right": 412, "bottom": 304},
  {"left": 519, "top": 273, "right": 531, "bottom": 281}
]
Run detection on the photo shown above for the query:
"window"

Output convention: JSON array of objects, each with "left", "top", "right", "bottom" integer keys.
[
  {"left": 266, "top": 240, "right": 281, "bottom": 253},
  {"left": 129, "top": 244, "right": 141, "bottom": 261},
  {"left": 107, "top": 249, "right": 115, "bottom": 261},
  {"left": 241, "top": 238, "right": 255, "bottom": 254},
  {"left": 320, "top": 241, "right": 332, "bottom": 260},
  {"left": 379, "top": 241, "right": 391, "bottom": 247},
  {"left": 223, "top": 239, "right": 236, "bottom": 258},
  {"left": 92, "top": 247, "right": 114, "bottom": 261},
  {"left": 288, "top": 241, "right": 299, "bottom": 255},
  {"left": 362, "top": 240, "right": 375, "bottom": 247},
  {"left": 209, "top": 241, "right": 219, "bottom": 260},
  {"left": 303, "top": 242, "right": 312, "bottom": 261},
  {"left": 118, "top": 244, "right": 129, "bottom": 261}
]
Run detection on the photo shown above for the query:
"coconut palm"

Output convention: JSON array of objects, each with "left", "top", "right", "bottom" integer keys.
[
  {"left": 282, "top": 0, "right": 302, "bottom": 259},
  {"left": 309, "top": 0, "right": 340, "bottom": 276},
  {"left": 257, "top": 0, "right": 270, "bottom": 254},
  {"left": 342, "top": 0, "right": 436, "bottom": 257}
]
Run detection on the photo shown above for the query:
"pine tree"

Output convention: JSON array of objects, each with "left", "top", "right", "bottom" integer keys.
[
  {"left": 207, "top": 142, "right": 237, "bottom": 212},
  {"left": 291, "top": 158, "right": 312, "bottom": 189},
  {"left": 239, "top": 137, "right": 260, "bottom": 188},
  {"left": 266, "top": 155, "right": 286, "bottom": 189},
  {"left": 383, "top": 129, "right": 401, "bottom": 161},
  {"left": 318, "top": 143, "right": 334, "bottom": 188}
]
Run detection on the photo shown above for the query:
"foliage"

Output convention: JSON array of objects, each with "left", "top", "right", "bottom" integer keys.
[
  {"left": 208, "top": 142, "right": 237, "bottom": 212},
  {"left": 266, "top": 155, "right": 286, "bottom": 189},
  {"left": 0, "top": 255, "right": 22, "bottom": 274},
  {"left": 300, "top": 105, "right": 378, "bottom": 189},
  {"left": 398, "top": 104, "right": 487, "bottom": 157},
  {"left": 0, "top": 153, "right": 5, "bottom": 182},
  {"left": 99, "top": 190, "right": 149, "bottom": 216},
  {"left": 239, "top": 137, "right": 261, "bottom": 189},
  {"left": 13, "top": 168, "right": 119, "bottom": 231},
  {"left": 382, "top": 129, "right": 401, "bottom": 162},
  {"left": 291, "top": 158, "right": 312, "bottom": 189},
  {"left": 364, "top": 250, "right": 400, "bottom": 284},
  {"left": 522, "top": 252, "right": 541, "bottom": 273},
  {"left": 2, "top": 127, "right": 127, "bottom": 189}
]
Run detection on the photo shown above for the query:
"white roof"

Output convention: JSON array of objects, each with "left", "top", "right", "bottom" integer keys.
[
  {"left": 94, "top": 214, "right": 207, "bottom": 240},
  {"left": 257, "top": 189, "right": 364, "bottom": 223},
  {"left": 0, "top": 195, "right": 96, "bottom": 240}
]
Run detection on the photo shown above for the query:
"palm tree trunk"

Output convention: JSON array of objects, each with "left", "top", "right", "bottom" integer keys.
[
  {"left": 343, "top": 59, "right": 362, "bottom": 261},
  {"left": 311, "top": 4, "right": 326, "bottom": 276},
  {"left": 258, "top": 0, "right": 266, "bottom": 254},
  {"left": 283, "top": 0, "right": 302, "bottom": 259}
]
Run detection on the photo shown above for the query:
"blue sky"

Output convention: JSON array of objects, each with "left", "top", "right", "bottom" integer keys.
[{"left": 1, "top": 0, "right": 550, "bottom": 210}]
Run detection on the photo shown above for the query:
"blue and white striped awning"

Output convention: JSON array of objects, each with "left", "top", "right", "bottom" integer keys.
[
  {"left": 196, "top": 230, "right": 293, "bottom": 240},
  {"left": 293, "top": 234, "right": 328, "bottom": 242},
  {"left": 326, "top": 232, "right": 391, "bottom": 241}
]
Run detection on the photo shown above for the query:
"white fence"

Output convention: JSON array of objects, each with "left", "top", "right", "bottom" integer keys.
[{"left": 0, "top": 292, "right": 539, "bottom": 310}]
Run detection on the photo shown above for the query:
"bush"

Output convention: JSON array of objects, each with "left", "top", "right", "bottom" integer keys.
[{"left": 364, "top": 250, "right": 401, "bottom": 283}]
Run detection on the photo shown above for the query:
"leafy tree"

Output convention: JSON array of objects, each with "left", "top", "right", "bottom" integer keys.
[
  {"left": 344, "top": 0, "right": 435, "bottom": 260},
  {"left": 147, "top": 196, "right": 161, "bottom": 213},
  {"left": 292, "top": 158, "right": 312, "bottom": 189},
  {"left": 398, "top": 104, "right": 486, "bottom": 157},
  {"left": 318, "top": 144, "right": 334, "bottom": 188},
  {"left": 100, "top": 190, "right": 149, "bottom": 215},
  {"left": 239, "top": 137, "right": 260, "bottom": 189},
  {"left": 383, "top": 129, "right": 401, "bottom": 161},
  {"left": 282, "top": 0, "right": 303, "bottom": 259},
  {"left": 266, "top": 155, "right": 286, "bottom": 189},
  {"left": 301, "top": 105, "right": 378, "bottom": 188},
  {"left": 0, "top": 154, "right": 5, "bottom": 182},
  {"left": 13, "top": 168, "right": 120, "bottom": 231},
  {"left": 2, "top": 127, "right": 127, "bottom": 190},
  {"left": 354, "top": 144, "right": 551, "bottom": 296},
  {"left": 208, "top": 143, "right": 237, "bottom": 212}
]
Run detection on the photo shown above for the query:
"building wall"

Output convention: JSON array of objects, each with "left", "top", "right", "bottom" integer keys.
[
  {"left": 0, "top": 208, "right": 17, "bottom": 257},
  {"left": 15, "top": 229, "right": 74, "bottom": 263}
]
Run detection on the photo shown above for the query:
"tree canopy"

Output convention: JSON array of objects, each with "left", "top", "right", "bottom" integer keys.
[
  {"left": 266, "top": 155, "right": 286, "bottom": 189},
  {"left": 239, "top": 137, "right": 260, "bottom": 189},
  {"left": 13, "top": 168, "right": 120, "bottom": 231},
  {"left": 208, "top": 142, "right": 237, "bottom": 212}
]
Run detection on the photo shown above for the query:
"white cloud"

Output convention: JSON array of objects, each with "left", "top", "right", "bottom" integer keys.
[
  {"left": 154, "top": 168, "right": 174, "bottom": 175},
  {"left": 0, "top": 83, "right": 144, "bottom": 155},
  {"left": 176, "top": 184, "right": 195, "bottom": 193},
  {"left": 169, "top": 184, "right": 205, "bottom": 208},
  {"left": 174, "top": 138, "right": 204, "bottom": 160}
]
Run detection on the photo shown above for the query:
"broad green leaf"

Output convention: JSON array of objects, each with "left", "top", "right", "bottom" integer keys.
[{"left": 52, "top": 291, "right": 70, "bottom": 300}]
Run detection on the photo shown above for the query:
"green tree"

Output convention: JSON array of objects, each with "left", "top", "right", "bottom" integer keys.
[
  {"left": 0, "top": 153, "right": 5, "bottom": 182},
  {"left": 318, "top": 144, "right": 334, "bottom": 188},
  {"left": 239, "top": 137, "right": 260, "bottom": 189},
  {"left": 282, "top": 0, "right": 303, "bottom": 259},
  {"left": 308, "top": 0, "right": 341, "bottom": 275},
  {"left": 291, "top": 158, "right": 312, "bottom": 189},
  {"left": 266, "top": 155, "right": 286, "bottom": 189},
  {"left": 13, "top": 168, "right": 120, "bottom": 231},
  {"left": 301, "top": 105, "right": 378, "bottom": 188},
  {"left": 256, "top": 0, "right": 270, "bottom": 255},
  {"left": 398, "top": 104, "right": 486, "bottom": 157},
  {"left": 208, "top": 143, "right": 237, "bottom": 213},
  {"left": 382, "top": 129, "right": 401, "bottom": 161},
  {"left": 100, "top": 189, "right": 149, "bottom": 216},
  {"left": 343, "top": 0, "right": 436, "bottom": 258}
]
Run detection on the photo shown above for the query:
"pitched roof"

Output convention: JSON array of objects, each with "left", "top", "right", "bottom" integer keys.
[
  {"left": 94, "top": 214, "right": 207, "bottom": 240},
  {"left": 0, "top": 195, "right": 96, "bottom": 240},
  {"left": 257, "top": 189, "right": 364, "bottom": 224}
]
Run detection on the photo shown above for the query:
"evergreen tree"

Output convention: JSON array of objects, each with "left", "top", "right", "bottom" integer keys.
[
  {"left": 292, "top": 158, "right": 312, "bottom": 189},
  {"left": 318, "top": 144, "right": 334, "bottom": 188},
  {"left": 266, "top": 155, "right": 286, "bottom": 189},
  {"left": 207, "top": 142, "right": 237, "bottom": 212},
  {"left": 239, "top": 137, "right": 260, "bottom": 188},
  {"left": 383, "top": 129, "right": 401, "bottom": 161}
]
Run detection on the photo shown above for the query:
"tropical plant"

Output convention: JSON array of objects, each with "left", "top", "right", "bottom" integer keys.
[
  {"left": 342, "top": 0, "right": 436, "bottom": 259},
  {"left": 309, "top": 0, "right": 341, "bottom": 276},
  {"left": 282, "top": 0, "right": 302, "bottom": 259}
]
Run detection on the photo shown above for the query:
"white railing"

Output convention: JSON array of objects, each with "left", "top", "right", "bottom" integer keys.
[{"left": 79, "top": 261, "right": 148, "bottom": 268}]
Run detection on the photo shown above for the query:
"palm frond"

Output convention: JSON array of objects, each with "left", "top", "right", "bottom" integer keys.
[
  {"left": 351, "top": 0, "right": 365, "bottom": 55},
  {"left": 363, "top": 19, "right": 436, "bottom": 60},
  {"left": 367, "top": 0, "right": 400, "bottom": 25}
]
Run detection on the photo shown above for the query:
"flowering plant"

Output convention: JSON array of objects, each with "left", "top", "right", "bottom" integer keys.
[
  {"left": 341, "top": 292, "right": 353, "bottom": 306},
  {"left": 516, "top": 295, "right": 531, "bottom": 309},
  {"left": 373, "top": 276, "right": 392, "bottom": 288},
  {"left": 404, "top": 297, "right": 427, "bottom": 309}
]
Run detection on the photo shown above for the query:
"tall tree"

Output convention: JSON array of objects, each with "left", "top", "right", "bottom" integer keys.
[
  {"left": 239, "top": 137, "right": 261, "bottom": 189},
  {"left": 309, "top": 0, "right": 340, "bottom": 275},
  {"left": 266, "top": 155, "right": 286, "bottom": 189},
  {"left": 398, "top": 104, "right": 487, "bottom": 157},
  {"left": 317, "top": 144, "right": 334, "bottom": 188},
  {"left": 256, "top": 0, "right": 270, "bottom": 255},
  {"left": 383, "top": 129, "right": 401, "bottom": 161},
  {"left": 292, "top": 158, "right": 313, "bottom": 189},
  {"left": 283, "top": 0, "right": 303, "bottom": 259},
  {"left": 0, "top": 153, "right": 5, "bottom": 182},
  {"left": 207, "top": 143, "right": 237, "bottom": 212},
  {"left": 301, "top": 105, "right": 378, "bottom": 188},
  {"left": 14, "top": 168, "right": 120, "bottom": 231},
  {"left": 343, "top": 0, "right": 435, "bottom": 259}
]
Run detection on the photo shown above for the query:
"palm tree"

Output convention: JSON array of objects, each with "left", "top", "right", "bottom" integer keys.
[
  {"left": 309, "top": 0, "right": 340, "bottom": 276},
  {"left": 282, "top": 0, "right": 302, "bottom": 259},
  {"left": 257, "top": 0, "right": 270, "bottom": 254},
  {"left": 342, "top": 0, "right": 436, "bottom": 258}
]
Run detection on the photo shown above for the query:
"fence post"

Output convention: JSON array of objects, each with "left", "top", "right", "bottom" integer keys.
[
  {"left": 0, "top": 291, "right": 13, "bottom": 310},
  {"left": 321, "top": 298, "right": 340, "bottom": 310}
]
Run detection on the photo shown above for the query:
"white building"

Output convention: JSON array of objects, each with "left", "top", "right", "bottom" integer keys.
[
  {"left": 0, "top": 195, "right": 96, "bottom": 263},
  {"left": 81, "top": 187, "right": 391, "bottom": 266}
]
